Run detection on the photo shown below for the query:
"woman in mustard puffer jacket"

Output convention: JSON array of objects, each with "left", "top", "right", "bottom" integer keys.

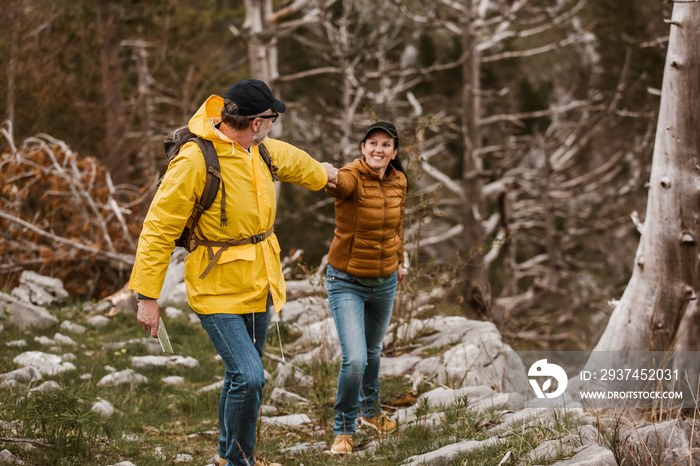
[{"left": 325, "top": 121, "right": 408, "bottom": 454}]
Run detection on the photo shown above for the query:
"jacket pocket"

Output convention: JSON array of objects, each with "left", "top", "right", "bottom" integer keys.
[{"left": 216, "top": 244, "right": 256, "bottom": 264}]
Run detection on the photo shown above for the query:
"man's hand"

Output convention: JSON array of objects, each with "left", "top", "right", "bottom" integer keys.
[
  {"left": 137, "top": 299, "right": 160, "bottom": 338},
  {"left": 322, "top": 162, "right": 338, "bottom": 189}
]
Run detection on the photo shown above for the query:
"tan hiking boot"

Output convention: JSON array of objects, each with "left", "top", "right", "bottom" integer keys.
[
  {"left": 360, "top": 414, "right": 397, "bottom": 433},
  {"left": 253, "top": 451, "right": 282, "bottom": 466},
  {"left": 212, "top": 454, "right": 227, "bottom": 465},
  {"left": 330, "top": 434, "right": 353, "bottom": 454}
]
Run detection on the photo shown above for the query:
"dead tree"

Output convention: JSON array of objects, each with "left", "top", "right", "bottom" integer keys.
[{"left": 593, "top": 2, "right": 700, "bottom": 352}]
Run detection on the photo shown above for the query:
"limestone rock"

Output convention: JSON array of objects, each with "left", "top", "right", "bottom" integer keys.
[
  {"left": 97, "top": 369, "right": 148, "bottom": 387},
  {"left": 260, "top": 413, "right": 311, "bottom": 427},
  {"left": 402, "top": 437, "right": 504, "bottom": 465},
  {"left": 13, "top": 351, "right": 76, "bottom": 376},
  {"left": 551, "top": 444, "right": 616, "bottom": 465},
  {"left": 11, "top": 270, "right": 68, "bottom": 306},
  {"left": 270, "top": 387, "right": 309, "bottom": 405},
  {"left": 0, "top": 292, "right": 58, "bottom": 329},
  {"left": 0, "top": 366, "right": 42, "bottom": 385},
  {"left": 91, "top": 398, "right": 116, "bottom": 420},
  {"left": 131, "top": 355, "right": 199, "bottom": 370},
  {"left": 620, "top": 418, "right": 700, "bottom": 465}
]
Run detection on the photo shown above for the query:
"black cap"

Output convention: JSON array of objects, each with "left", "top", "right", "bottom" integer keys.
[
  {"left": 224, "top": 79, "right": 286, "bottom": 116},
  {"left": 362, "top": 121, "right": 398, "bottom": 143}
]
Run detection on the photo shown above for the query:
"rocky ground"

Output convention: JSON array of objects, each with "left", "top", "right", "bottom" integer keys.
[{"left": 1, "top": 263, "right": 699, "bottom": 465}]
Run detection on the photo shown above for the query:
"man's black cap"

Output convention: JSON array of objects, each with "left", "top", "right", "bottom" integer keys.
[
  {"left": 224, "top": 79, "right": 286, "bottom": 116},
  {"left": 362, "top": 121, "right": 399, "bottom": 143}
]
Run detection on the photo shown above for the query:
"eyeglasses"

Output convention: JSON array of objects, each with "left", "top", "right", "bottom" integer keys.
[{"left": 249, "top": 111, "right": 279, "bottom": 123}]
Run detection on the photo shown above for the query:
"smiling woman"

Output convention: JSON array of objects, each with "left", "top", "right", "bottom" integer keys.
[{"left": 323, "top": 121, "right": 408, "bottom": 454}]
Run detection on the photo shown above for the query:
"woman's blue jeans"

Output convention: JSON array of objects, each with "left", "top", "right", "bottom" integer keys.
[
  {"left": 197, "top": 299, "right": 270, "bottom": 466},
  {"left": 326, "top": 264, "right": 397, "bottom": 435}
]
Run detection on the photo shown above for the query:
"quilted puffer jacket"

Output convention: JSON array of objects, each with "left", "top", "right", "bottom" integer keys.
[{"left": 325, "top": 157, "right": 407, "bottom": 278}]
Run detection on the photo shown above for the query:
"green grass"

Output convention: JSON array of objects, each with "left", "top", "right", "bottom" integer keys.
[{"left": 0, "top": 304, "right": 585, "bottom": 465}]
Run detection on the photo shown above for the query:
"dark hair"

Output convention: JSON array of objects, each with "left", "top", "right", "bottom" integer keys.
[{"left": 221, "top": 99, "right": 268, "bottom": 131}]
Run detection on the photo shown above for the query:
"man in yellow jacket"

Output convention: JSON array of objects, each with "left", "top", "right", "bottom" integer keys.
[{"left": 130, "top": 79, "right": 337, "bottom": 466}]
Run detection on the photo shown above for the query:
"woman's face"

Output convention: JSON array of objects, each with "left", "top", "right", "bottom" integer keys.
[{"left": 361, "top": 130, "right": 397, "bottom": 179}]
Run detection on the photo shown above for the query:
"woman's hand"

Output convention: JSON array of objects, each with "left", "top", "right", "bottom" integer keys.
[{"left": 397, "top": 264, "right": 407, "bottom": 285}]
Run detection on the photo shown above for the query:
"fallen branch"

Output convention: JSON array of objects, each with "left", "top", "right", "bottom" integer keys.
[
  {"left": 0, "top": 210, "right": 134, "bottom": 267},
  {"left": 0, "top": 436, "right": 54, "bottom": 449}
]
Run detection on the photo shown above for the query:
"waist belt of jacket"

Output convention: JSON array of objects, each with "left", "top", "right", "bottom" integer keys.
[{"left": 192, "top": 226, "right": 274, "bottom": 279}]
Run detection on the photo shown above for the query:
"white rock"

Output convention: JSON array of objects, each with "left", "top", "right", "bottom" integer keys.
[
  {"left": 29, "top": 381, "right": 61, "bottom": 394},
  {"left": 80, "top": 373, "right": 92, "bottom": 380},
  {"left": 61, "top": 353, "right": 76, "bottom": 361},
  {"left": 131, "top": 355, "right": 199, "bottom": 370},
  {"left": 53, "top": 333, "right": 78, "bottom": 346},
  {"left": 552, "top": 444, "right": 616, "bottom": 465},
  {"left": 5, "top": 340, "right": 28, "bottom": 348},
  {"left": 104, "top": 365, "right": 117, "bottom": 373},
  {"left": 260, "top": 405, "right": 277, "bottom": 415},
  {"left": 162, "top": 376, "right": 185, "bottom": 385},
  {"left": 11, "top": 271, "right": 69, "bottom": 306},
  {"left": 87, "top": 315, "right": 110, "bottom": 328},
  {"left": 0, "top": 366, "right": 42, "bottom": 384},
  {"left": 122, "top": 434, "right": 141, "bottom": 442},
  {"left": 175, "top": 453, "right": 194, "bottom": 462},
  {"left": 108, "top": 462, "right": 138, "bottom": 466},
  {"left": 34, "top": 336, "right": 55, "bottom": 346},
  {"left": 13, "top": 351, "right": 76, "bottom": 376},
  {"left": 270, "top": 387, "right": 309, "bottom": 405},
  {"left": 0, "top": 449, "right": 25, "bottom": 464},
  {"left": 0, "top": 292, "right": 59, "bottom": 329},
  {"left": 59, "top": 320, "right": 87, "bottom": 334},
  {"left": 402, "top": 437, "right": 505, "bottom": 465},
  {"left": 260, "top": 413, "right": 312, "bottom": 427},
  {"left": 379, "top": 354, "right": 422, "bottom": 377},
  {"left": 164, "top": 306, "right": 184, "bottom": 319},
  {"left": 198, "top": 380, "right": 224, "bottom": 393},
  {"left": 91, "top": 398, "right": 116, "bottom": 419},
  {"left": 97, "top": 369, "right": 148, "bottom": 387}
]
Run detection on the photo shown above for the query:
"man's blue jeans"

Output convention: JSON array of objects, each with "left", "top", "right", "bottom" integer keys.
[
  {"left": 326, "top": 264, "right": 397, "bottom": 435},
  {"left": 197, "top": 299, "right": 270, "bottom": 466}
]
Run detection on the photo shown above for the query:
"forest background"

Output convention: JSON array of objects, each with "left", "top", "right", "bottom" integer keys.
[{"left": 0, "top": 0, "right": 676, "bottom": 352}]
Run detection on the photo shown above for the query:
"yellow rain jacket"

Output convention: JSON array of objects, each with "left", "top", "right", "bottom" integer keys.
[{"left": 129, "top": 95, "right": 328, "bottom": 314}]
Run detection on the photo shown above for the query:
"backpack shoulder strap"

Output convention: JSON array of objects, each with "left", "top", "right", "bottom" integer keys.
[{"left": 258, "top": 143, "right": 279, "bottom": 182}]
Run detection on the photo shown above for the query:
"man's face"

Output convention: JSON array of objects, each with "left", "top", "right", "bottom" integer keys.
[{"left": 251, "top": 112, "right": 274, "bottom": 145}]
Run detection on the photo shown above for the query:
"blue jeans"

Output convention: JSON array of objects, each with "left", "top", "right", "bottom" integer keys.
[
  {"left": 197, "top": 298, "right": 270, "bottom": 466},
  {"left": 326, "top": 264, "right": 397, "bottom": 435}
]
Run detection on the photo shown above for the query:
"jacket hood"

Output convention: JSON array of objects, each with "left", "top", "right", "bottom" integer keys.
[{"left": 188, "top": 94, "right": 229, "bottom": 143}]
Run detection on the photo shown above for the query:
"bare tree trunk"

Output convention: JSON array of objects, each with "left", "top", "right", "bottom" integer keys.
[
  {"left": 6, "top": 0, "right": 20, "bottom": 127},
  {"left": 96, "top": 0, "right": 127, "bottom": 184},
  {"left": 461, "top": 0, "right": 489, "bottom": 315},
  {"left": 593, "top": 3, "right": 700, "bottom": 352}
]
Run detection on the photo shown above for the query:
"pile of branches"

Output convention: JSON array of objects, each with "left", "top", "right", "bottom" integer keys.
[{"left": 0, "top": 126, "right": 153, "bottom": 298}]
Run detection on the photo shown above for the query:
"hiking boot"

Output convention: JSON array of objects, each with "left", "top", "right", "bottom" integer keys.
[
  {"left": 360, "top": 414, "right": 397, "bottom": 433},
  {"left": 212, "top": 454, "right": 227, "bottom": 466},
  {"left": 330, "top": 434, "right": 353, "bottom": 454},
  {"left": 253, "top": 452, "right": 282, "bottom": 466}
]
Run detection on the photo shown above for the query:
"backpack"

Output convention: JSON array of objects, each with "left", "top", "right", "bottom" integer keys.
[{"left": 163, "top": 125, "right": 279, "bottom": 252}]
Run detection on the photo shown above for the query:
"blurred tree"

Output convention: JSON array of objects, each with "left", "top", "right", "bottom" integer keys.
[{"left": 593, "top": 3, "right": 700, "bottom": 352}]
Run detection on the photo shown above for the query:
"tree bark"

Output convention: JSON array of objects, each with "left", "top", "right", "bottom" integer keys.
[
  {"left": 461, "top": 0, "right": 489, "bottom": 315},
  {"left": 95, "top": 0, "right": 127, "bottom": 184},
  {"left": 593, "top": 3, "right": 700, "bottom": 352}
]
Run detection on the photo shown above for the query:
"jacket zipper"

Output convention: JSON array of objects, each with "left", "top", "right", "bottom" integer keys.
[{"left": 380, "top": 179, "right": 387, "bottom": 276}]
